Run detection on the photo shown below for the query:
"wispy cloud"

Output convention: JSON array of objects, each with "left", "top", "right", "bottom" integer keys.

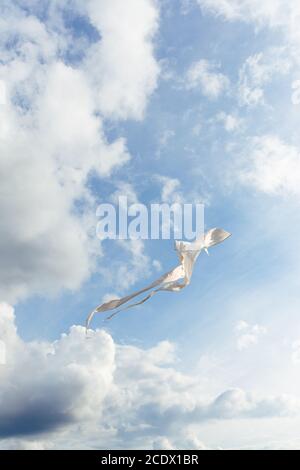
[
  {"left": 235, "top": 320, "right": 267, "bottom": 351},
  {"left": 185, "top": 59, "right": 230, "bottom": 99},
  {"left": 238, "top": 50, "right": 292, "bottom": 107}
]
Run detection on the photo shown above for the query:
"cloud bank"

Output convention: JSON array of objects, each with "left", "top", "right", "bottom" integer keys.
[{"left": 0, "top": 303, "right": 298, "bottom": 450}]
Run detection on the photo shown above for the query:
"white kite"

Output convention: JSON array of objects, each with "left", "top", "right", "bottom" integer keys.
[{"left": 86, "top": 228, "right": 231, "bottom": 329}]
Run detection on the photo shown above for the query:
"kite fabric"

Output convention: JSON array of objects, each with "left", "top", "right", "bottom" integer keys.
[{"left": 86, "top": 228, "right": 231, "bottom": 330}]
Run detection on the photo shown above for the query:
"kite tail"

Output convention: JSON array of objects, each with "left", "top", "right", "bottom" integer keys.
[
  {"left": 85, "top": 288, "right": 160, "bottom": 333},
  {"left": 103, "top": 281, "right": 185, "bottom": 322},
  {"left": 86, "top": 308, "right": 98, "bottom": 335},
  {"left": 105, "top": 288, "right": 162, "bottom": 321},
  {"left": 86, "top": 282, "right": 183, "bottom": 332}
]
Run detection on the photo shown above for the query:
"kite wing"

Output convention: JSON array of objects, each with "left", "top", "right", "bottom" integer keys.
[{"left": 203, "top": 228, "right": 231, "bottom": 249}]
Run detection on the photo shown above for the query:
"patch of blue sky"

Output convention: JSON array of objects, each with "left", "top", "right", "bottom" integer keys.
[{"left": 61, "top": 8, "right": 101, "bottom": 65}]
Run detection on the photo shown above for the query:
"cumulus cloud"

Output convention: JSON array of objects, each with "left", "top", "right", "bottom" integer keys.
[
  {"left": 206, "top": 389, "right": 298, "bottom": 420},
  {"left": 0, "top": 0, "right": 159, "bottom": 302},
  {"left": 238, "top": 135, "right": 300, "bottom": 197},
  {"left": 0, "top": 59, "right": 128, "bottom": 302},
  {"left": 0, "top": 303, "right": 115, "bottom": 442},
  {"left": 84, "top": 0, "right": 160, "bottom": 120},
  {"left": 153, "top": 435, "right": 209, "bottom": 450},
  {"left": 235, "top": 320, "right": 267, "bottom": 351},
  {"left": 185, "top": 60, "right": 229, "bottom": 99},
  {"left": 0, "top": 303, "right": 298, "bottom": 450}
]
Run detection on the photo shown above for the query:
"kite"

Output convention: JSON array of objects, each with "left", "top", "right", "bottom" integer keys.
[{"left": 86, "top": 228, "right": 231, "bottom": 330}]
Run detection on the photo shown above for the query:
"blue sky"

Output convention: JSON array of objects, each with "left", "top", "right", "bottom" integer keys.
[{"left": 1, "top": 0, "right": 300, "bottom": 450}]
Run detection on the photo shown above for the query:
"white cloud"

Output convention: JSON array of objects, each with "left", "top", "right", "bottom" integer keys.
[
  {"left": 0, "top": 303, "right": 298, "bottom": 450},
  {"left": 194, "top": 4, "right": 296, "bottom": 106},
  {"left": 238, "top": 135, "right": 300, "bottom": 197},
  {"left": 0, "top": 138, "right": 91, "bottom": 301},
  {"left": 238, "top": 54, "right": 265, "bottom": 107},
  {"left": 0, "top": 80, "right": 6, "bottom": 105},
  {"left": 197, "top": 0, "right": 300, "bottom": 49},
  {"left": 155, "top": 174, "right": 207, "bottom": 206},
  {"left": 0, "top": 64, "right": 130, "bottom": 302},
  {"left": 153, "top": 435, "right": 209, "bottom": 450},
  {"left": 1, "top": 439, "right": 50, "bottom": 450},
  {"left": 110, "top": 182, "right": 139, "bottom": 205},
  {"left": 262, "top": 439, "right": 300, "bottom": 450},
  {"left": 0, "top": 0, "right": 159, "bottom": 302},
  {"left": 37, "top": 62, "right": 130, "bottom": 182},
  {"left": 235, "top": 321, "right": 267, "bottom": 351},
  {"left": 238, "top": 51, "right": 291, "bottom": 106},
  {"left": 156, "top": 175, "right": 182, "bottom": 203},
  {"left": 216, "top": 112, "right": 242, "bottom": 132},
  {"left": 84, "top": 0, "right": 160, "bottom": 120},
  {"left": 292, "top": 80, "right": 300, "bottom": 104},
  {"left": 197, "top": 0, "right": 284, "bottom": 23},
  {"left": 185, "top": 60, "right": 230, "bottom": 99},
  {"left": 207, "top": 388, "right": 298, "bottom": 420}
]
